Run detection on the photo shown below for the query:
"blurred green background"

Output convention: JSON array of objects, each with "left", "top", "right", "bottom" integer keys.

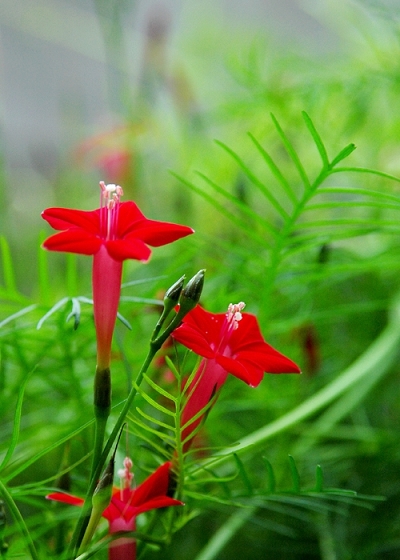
[{"left": 1, "top": 0, "right": 400, "bottom": 558}]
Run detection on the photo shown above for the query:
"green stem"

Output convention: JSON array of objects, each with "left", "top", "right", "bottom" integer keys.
[
  {"left": 0, "top": 479, "right": 39, "bottom": 560},
  {"left": 66, "top": 318, "right": 172, "bottom": 558}
]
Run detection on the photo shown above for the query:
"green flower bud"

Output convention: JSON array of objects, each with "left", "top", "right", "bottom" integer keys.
[
  {"left": 163, "top": 275, "right": 185, "bottom": 314},
  {"left": 177, "top": 270, "right": 205, "bottom": 317}
]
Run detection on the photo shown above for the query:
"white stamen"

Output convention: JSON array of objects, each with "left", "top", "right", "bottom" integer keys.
[
  {"left": 226, "top": 302, "right": 245, "bottom": 330},
  {"left": 118, "top": 456, "right": 134, "bottom": 498},
  {"left": 99, "top": 180, "right": 124, "bottom": 240}
]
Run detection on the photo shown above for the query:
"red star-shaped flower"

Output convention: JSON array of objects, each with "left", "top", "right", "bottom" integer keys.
[
  {"left": 42, "top": 182, "right": 194, "bottom": 370},
  {"left": 171, "top": 303, "right": 300, "bottom": 451},
  {"left": 42, "top": 183, "right": 194, "bottom": 262},
  {"left": 47, "top": 460, "right": 183, "bottom": 560}
]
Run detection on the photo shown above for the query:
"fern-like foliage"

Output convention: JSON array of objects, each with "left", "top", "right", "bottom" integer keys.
[
  {"left": 173, "top": 112, "right": 400, "bottom": 325},
  {"left": 127, "top": 354, "right": 378, "bottom": 554}
]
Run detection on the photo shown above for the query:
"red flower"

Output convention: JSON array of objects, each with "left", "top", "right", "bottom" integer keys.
[
  {"left": 171, "top": 303, "right": 300, "bottom": 451},
  {"left": 42, "top": 182, "right": 194, "bottom": 370},
  {"left": 47, "top": 459, "right": 183, "bottom": 560}
]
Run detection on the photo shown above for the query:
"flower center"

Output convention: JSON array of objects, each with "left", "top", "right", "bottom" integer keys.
[
  {"left": 99, "top": 181, "right": 124, "bottom": 241},
  {"left": 117, "top": 456, "right": 137, "bottom": 517},
  {"left": 216, "top": 302, "right": 245, "bottom": 355}
]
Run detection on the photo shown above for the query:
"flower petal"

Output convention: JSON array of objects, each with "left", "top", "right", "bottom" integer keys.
[
  {"left": 130, "top": 462, "right": 172, "bottom": 507},
  {"left": 105, "top": 238, "right": 152, "bottom": 262},
  {"left": 42, "top": 207, "right": 100, "bottom": 234},
  {"left": 182, "top": 306, "right": 224, "bottom": 341},
  {"left": 171, "top": 323, "right": 215, "bottom": 359},
  {"left": 216, "top": 354, "right": 262, "bottom": 386},
  {"left": 46, "top": 492, "right": 84, "bottom": 506},
  {"left": 128, "top": 220, "right": 194, "bottom": 246},
  {"left": 129, "top": 496, "right": 183, "bottom": 517},
  {"left": 240, "top": 349, "right": 301, "bottom": 374},
  {"left": 116, "top": 201, "right": 194, "bottom": 245},
  {"left": 114, "top": 201, "right": 148, "bottom": 236},
  {"left": 42, "top": 230, "right": 102, "bottom": 255}
]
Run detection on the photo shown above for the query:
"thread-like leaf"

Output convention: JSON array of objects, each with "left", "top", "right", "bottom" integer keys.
[
  {"left": 270, "top": 113, "right": 311, "bottom": 189},
  {"left": 302, "top": 111, "right": 330, "bottom": 169},
  {"left": 314, "top": 465, "right": 324, "bottom": 492},
  {"left": 233, "top": 454, "right": 253, "bottom": 496},
  {"left": 248, "top": 132, "right": 298, "bottom": 205},
  {"left": 195, "top": 170, "right": 279, "bottom": 237},
  {"left": 214, "top": 139, "right": 290, "bottom": 220},
  {"left": 171, "top": 171, "right": 277, "bottom": 243},
  {"left": 288, "top": 455, "right": 300, "bottom": 492},
  {"left": 262, "top": 458, "right": 276, "bottom": 493},
  {"left": 0, "top": 370, "right": 33, "bottom": 472}
]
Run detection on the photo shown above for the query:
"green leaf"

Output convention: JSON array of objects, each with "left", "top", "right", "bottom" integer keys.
[
  {"left": 248, "top": 132, "right": 298, "bottom": 206},
  {"left": 270, "top": 113, "right": 311, "bottom": 189},
  {"left": 214, "top": 139, "right": 290, "bottom": 220},
  {"left": 262, "top": 457, "right": 276, "bottom": 493},
  {"left": 329, "top": 144, "right": 357, "bottom": 167},
  {"left": 314, "top": 465, "right": 324, "bottom": 493},
  {"left": 302, "top": 111, "right": 330, "bottom": 169},
  {"left": 0, "top": 369, "right": 34, "bottom": 473},
  {"left": 233, "top": 454, "right": 253, "bottom": 496},
  {"left": 171, "top": 171, "right": 277, "bottom": 243},
  {"left": 288, "top": 455, "right": 300, "bottom": 492}
]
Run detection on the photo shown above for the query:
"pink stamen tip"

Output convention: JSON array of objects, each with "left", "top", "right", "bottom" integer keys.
[
  {"left": 118, "top": 457, "right": 134, "bottom": 492},
  {"left": 98, "top": 181, "right": 124, "bottom": 240},
  {"left": 226, "top": 302, "right": 245, "bottom": 330},
  {"left": 123, "top": 457, "right": 133, "bottom": 470}
]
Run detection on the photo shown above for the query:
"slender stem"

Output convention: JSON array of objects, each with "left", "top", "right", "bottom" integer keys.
[
  {"left": 66, "top": 313, "right": 176, "bottom": 559},
  {"left": 0, "top": 479, "right": 39, "bottom": 560},
  {"left": 92, "top": 366, "right": 111, "bottom": 473}
]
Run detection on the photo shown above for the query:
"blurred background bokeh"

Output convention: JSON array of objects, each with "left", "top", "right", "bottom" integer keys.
[
  {"left": 2, "top": 0, "right": 400, "bottom": 290},
  {"left": 2, "top": 1, "right": 400, "bottom": 559}
]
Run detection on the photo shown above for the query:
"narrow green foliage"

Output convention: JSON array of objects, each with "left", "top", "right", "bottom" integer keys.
[
  {"left": 214, "top": 139, "right": 290, "bottom": 220},
  {"left": 233, "top": 454, "right": 253, "bottom": 496},
  {"left": 314, "top": 465, "right": 324, "bottom": 493},
  {"left": 248, "top": 132, "right": 298, "bottom": 205},
  {"left": 0, "top": 479, "right": 39, "bottom": 560},
  {"left": 270, "top": 112, "right": 311, "bottom": 189},
  {"left": 134, "top": 384, "right": 175, "bottom": 417},
  {"left": 263, "top": 458, "right": 276, "bottom": 493},
  {"left": 0, "top": 369, "right": 33, "bottom": 472},
  {"left": 329, "top": 144, "right": 357, "bottom": 167},
  {"left": 302, "top": 111, "right": 330, "bottom": 169},
  {"left": 288, "top": 455, "right": 300, "bottom": 492},
  {"left": 171, "top": 171, "right": 278, "bottom": 243},
  {"left": 142, "top": 372, "right": 177, "bottom": 403}
]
